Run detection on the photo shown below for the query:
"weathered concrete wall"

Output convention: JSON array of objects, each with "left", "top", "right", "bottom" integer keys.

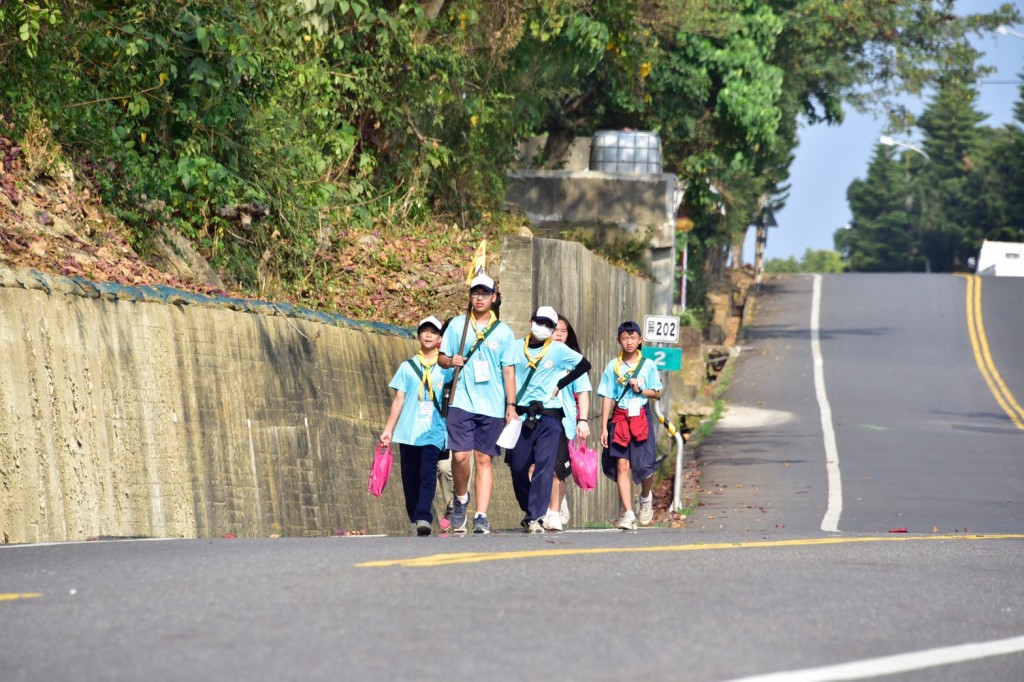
[
  {"left": 505, "top": 171, "right": 677, "bottom": 249},
  {"left": 0, "top": 236, "right": 658, "bottom": 544},
  {"left": 504, "top": 171, "right": 680, "bottom": 315}
]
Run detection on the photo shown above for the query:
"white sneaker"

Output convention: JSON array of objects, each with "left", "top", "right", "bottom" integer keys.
[
  {"left": 544, "top": 511, "right": 562, "bottom": 531},
  {"left": 614, "top": 510, "right": 637, "bottom": 531},
  {"left": 638, "top": 496, "right": 654, "bottom": 526},
  {"left": 526, "top": 520, "right": 546, "bottom": 534},
  {"left": 559, "top": 497, "right": 570, "bottom": 526}
]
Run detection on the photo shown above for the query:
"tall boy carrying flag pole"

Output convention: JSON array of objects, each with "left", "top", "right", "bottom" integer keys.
[
  {"left": 447, "top": 239, "right": 487, "bottom": 408},
  {"left": 437, "top": 240, "right": 517, "bottom": 534}
]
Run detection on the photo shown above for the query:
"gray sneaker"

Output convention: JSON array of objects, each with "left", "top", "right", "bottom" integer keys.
[
  {"left": 472, "top": 513, "right": 490, "bottom": 534},
  {"left": 526, "top": 520, "right": 546, "bottom": 534},
  {"left": 415, "top": 520, "right": 432, "bottom": 536},
  {"left": 638, "top": 496, "right": 654, "bottom": 526},
  {"left": 614, "top": 510, "right": 637, "bottom": 531},
  {"left": 451, "top": 495, "right": 469, "bottom": 533}
]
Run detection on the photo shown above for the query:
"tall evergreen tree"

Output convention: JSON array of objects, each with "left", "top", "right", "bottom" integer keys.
[
  {"left": 917, "top": 76, "right": 988, "bottom": 270},
  {"left": 841, "top": 143, "right": 917, "bottom": 271},
  {"left": 974, "top": 75, "right": 1024, "bottom": 243}
]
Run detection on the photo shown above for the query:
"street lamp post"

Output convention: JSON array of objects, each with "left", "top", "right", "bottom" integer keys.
[
  {"left": 996, "top": 25, "right": 1024, "bottom": 40},
  {"left": 879, "top": 135, "right": 930, "bottom": 160},
  {"left": 879, "top": 135, "right": 931, "bottom": 272}
]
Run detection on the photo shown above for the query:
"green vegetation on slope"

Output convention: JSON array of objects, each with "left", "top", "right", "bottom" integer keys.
[{"left": 2, "top": 1, "right": 1018, "bottom": 321}]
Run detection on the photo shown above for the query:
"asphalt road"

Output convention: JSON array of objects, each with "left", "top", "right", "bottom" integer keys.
[
  {"left": 699, "top": 273, "right": 1024, "bottom": 535},
  {"left": 2, "top": 273, "right": 1022, "bottom": 682}
]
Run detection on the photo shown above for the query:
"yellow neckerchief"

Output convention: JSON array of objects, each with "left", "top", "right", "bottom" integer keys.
[
  {"left": 416, "top": 350, "right": 438, "bottom": 401},
  {"left": 523, "top": 336, "right": 553, "bottom": 369},
  {"left": 468, "top": 311, "right": 497, "bottom": 353},
  {"left": 614, "top": 351, "right": 641, "bottom": 385}
]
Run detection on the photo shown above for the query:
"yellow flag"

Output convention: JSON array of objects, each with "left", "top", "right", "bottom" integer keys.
[{"left": 465, "top": 239, "right": 487, "bottom": 285}]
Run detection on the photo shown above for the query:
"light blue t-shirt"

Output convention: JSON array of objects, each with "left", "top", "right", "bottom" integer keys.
[
  {"left": 512, "top": 338, "right": 584, "bottom": 409},
  {"left": 559, "top": 371, "right": 592, "bottom": 439},
  {"left": 597, "top": 355, "right": 662, "bottom": 409},
  {"left": 388, "top": 357, "right": 450, "bottom": 448},
  {"left": 440, "top": 315, "right": 517, "bottom": 419}
]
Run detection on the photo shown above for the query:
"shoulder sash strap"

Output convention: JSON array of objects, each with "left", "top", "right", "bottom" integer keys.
[
  {"left": 463, "top": 320, "right": 500, "bottom": 362},
  {"left": 612, "top": 357, "right": 647, "bottom": 405},
  {"left": 404, "top": 359, "right": 443, "bottom": 416}
]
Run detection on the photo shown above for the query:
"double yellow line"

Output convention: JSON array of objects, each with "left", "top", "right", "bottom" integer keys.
[{"left": 961, "top": 274, "right": 1024, "bottom": 430}]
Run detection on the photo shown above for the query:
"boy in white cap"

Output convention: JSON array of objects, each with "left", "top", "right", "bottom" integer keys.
[
  {"left": 379, "top": 316, "right": 451, "bottom": 535},
  {"left": 437, "top": 273, "right": 518, "bottom": 534},
  {"left": 508, "top": 306, "right": 591, "bottom": 533}
]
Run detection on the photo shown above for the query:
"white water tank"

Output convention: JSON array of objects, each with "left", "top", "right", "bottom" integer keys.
[{"left": 589, "top": 130, "right": 662, "bottom": 174}]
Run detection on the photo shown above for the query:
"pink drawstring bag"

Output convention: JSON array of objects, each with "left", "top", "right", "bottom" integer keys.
[
  {"left": 569, "top": 438, "right": 597, "bottom": 491},
  {"left": 367, "top": 444, "right": 393, "bottom": 497}
]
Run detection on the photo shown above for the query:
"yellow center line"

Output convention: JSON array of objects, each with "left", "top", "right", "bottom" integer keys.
[
  {"left": 958, "top": 274, "right": 1024, "bottom": 429},
  {"left": 0, "top": 593, "right": 43, "bottom": 601},
  {"left": 356, "top": 534, "right": 1024, "bottom": 568}
]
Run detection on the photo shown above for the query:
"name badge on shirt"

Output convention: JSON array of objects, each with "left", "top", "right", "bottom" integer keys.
[
  {"left": 473, "top": 359, "right": 491, "bottom": 383},
  {"left": 627, "top": 398, "right": 644, "bottom": 417},
  {"left": 419, "top": 400, "right": 435, "bottom": 421}
]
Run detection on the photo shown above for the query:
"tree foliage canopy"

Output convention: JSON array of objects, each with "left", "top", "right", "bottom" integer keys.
[
  {"left": 841, "top": 72, "right": 1024, "bottom": 272},
  {"left": 1, "top": 0, "right": 1019, "bottom": 311}
]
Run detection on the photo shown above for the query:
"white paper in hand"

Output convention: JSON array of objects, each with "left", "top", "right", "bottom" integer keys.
[{"left": 496, "top": 418, "right": 522, "bottom": 449}]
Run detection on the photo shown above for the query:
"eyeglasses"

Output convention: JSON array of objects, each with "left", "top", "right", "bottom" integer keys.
[
  {"left": 470, "top": 290, "right": 492, "bottom": 299},
  {"left": 532, "top": 319, "right": 556, "bottom": 330}
]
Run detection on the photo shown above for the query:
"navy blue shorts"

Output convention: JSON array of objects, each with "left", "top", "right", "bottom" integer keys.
[{"left": 446, "top": 406, "right": 505, "bottom": 457}]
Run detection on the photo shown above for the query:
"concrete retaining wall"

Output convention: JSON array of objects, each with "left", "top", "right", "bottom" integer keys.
[{"left": 0, "top": 236, "right": 653, "bottom": 544}]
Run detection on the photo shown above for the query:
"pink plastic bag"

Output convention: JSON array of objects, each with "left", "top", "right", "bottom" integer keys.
[
  {"left": 367, "top": 444, "right": 393, "bottom": 497},
  {"left": 569, "top": 438, "right": 597, "bottom": 491}
]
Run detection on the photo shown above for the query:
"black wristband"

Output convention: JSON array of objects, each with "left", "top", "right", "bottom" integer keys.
[
  {"left": 577, "top": 418, "right": 588, "bottom": 422},
  {"left": 506, "top": 401, "right": 516, "bottom": 406}
]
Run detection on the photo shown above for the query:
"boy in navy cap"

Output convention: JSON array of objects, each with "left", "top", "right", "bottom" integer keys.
[{"left": 598, "top": 320, "right": 662, "bottom": 530}]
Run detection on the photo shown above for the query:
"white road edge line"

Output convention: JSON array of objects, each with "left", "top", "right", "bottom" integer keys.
[
  {"left": 812, "top": 274, "right": 843, "bottom": 532},
  {"left": 720, "top": 633, "right": 1024, "bottom": 682}
]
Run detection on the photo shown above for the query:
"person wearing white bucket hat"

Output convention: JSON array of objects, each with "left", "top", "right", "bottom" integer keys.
[
  {"left": 379, "top": 316, "right": 451, "bottom": 535},
  {"left": 507, "top": 306, "right": 591, "bottom": 533}
]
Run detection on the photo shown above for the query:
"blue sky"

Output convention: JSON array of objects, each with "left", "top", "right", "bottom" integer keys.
[{"left": 745, "top": 2, "right": 1024, "bottom": 262}]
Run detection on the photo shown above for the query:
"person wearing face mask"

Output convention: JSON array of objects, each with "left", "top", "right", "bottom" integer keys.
[{"left": 507, "top": 306, "right": 591, "bottom": 533}]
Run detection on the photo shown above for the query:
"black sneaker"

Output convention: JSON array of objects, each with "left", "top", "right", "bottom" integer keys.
[{"left": 451, "top": 495, "right": 469, "bottom": 533}]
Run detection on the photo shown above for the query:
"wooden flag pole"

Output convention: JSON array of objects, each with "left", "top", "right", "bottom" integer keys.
[{"left": 446, "top": 295, "right": 473, "bottom": 407}]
